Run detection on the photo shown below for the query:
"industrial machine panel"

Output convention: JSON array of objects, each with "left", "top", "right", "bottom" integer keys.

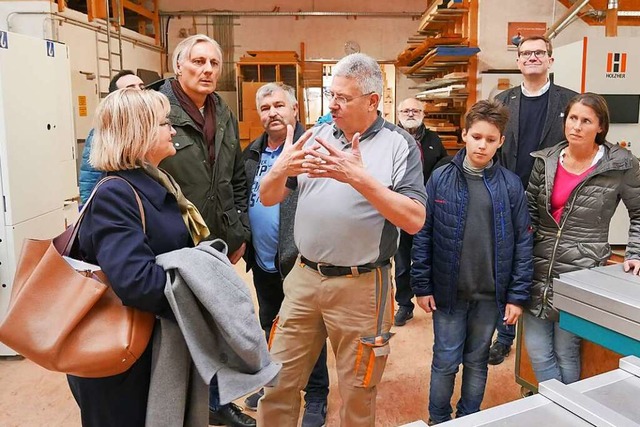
[{"left": 0, "top": 32, "right": 77, "bottom": 226}]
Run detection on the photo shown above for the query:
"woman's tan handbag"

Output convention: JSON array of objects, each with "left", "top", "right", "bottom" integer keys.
[{"left": 0, "top": 176, "right": 155, "bottom": 378}]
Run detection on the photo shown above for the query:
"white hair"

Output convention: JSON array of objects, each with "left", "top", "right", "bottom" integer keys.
[
  {"left": 398, "top": 97, "right": 424, "bottom": 110},
  {"left": 172, "top": 34, "right": 223, "bottom": 75},
  {"left": 332, "top": 53, "right": 383, "bottom": 96}
]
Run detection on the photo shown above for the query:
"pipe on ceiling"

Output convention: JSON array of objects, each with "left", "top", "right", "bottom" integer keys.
[
  {"left": 160, "top": 10, "right": 422, "bottom": 18},
  {"left": 7, "top": 11, "right": 162, "bottom": 52},
  {"left": 545, "top": 0, "right": 591, "bottom": 39}
]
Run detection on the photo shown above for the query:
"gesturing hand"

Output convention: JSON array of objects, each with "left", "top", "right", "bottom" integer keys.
[
  {"left": 272, "top": 125, "right": 314, "bottom": 178},
  {"left": 303, "top": 132, "right": 365, "bottom": 184}
]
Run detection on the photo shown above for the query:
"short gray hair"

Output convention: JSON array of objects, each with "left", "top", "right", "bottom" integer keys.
[
  {"left": 332, "top": 53, "right": 383, "bottom": 96},
  {"left": 255, "top": 82, "right": 297, "bottom": 109},
  {"left": 172, "top": 34, "right": 223, "bottom": 75}
]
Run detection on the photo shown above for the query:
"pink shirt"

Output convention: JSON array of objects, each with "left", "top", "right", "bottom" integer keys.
[{"left": 550, "top": 162, "right": 596, "bottom": 223}]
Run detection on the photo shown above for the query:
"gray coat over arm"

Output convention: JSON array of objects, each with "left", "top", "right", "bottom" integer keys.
[{"left": 146, "top": 243, "right": 280, "bottom": 426}]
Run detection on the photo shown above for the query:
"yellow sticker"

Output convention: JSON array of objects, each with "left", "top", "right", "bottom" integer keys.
[{"left": 78, "top": 95, "right": 87, "bottom": 117}]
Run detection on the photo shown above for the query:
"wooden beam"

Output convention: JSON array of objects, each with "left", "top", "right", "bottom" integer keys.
[
  {"left": 112, "top": 0, "right": 123, "bottom": 26},
  {"left": 468, "top": 0, "right": 478, "bottom": 46},
  {"left": 466, "top": 0, "right": 478, "bottom": 105},
  {"left": 123, "top": 0, "right": 155, "bottom": 20},
  {"left": 467, "top": 55, "right": 477, "bottom": 106},
  {"left": 153, "top": 0, "right": 160, "bottom": 45},
  {"left": 605, "top": 4, "right": 618, "bottom": 36},
  {"left": 87, "top": 0, "right": 107, "bottom": 22},
  {"left": 396, "top": 37, "right": 466, "bottom": 66}
]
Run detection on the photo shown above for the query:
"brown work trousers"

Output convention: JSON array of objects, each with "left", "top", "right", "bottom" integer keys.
[{"left": 257, "top": 259, "right": 393, "bottom": 427}]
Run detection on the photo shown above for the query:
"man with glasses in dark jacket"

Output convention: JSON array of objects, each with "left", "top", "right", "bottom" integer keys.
[{"left": 491, "top": 35, "right": 576, "bottom": 366}]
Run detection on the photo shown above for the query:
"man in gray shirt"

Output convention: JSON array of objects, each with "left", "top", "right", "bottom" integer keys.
[{"left": 256, "top": 53, "right": 427, "bottom": 427}]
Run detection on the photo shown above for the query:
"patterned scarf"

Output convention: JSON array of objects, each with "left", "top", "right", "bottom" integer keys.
[
  {"left": 170, "top": 79, "right": 217, "bottom": 165},
  {"left": 142, "top": 163, "right": 210, "bottom": 245}
]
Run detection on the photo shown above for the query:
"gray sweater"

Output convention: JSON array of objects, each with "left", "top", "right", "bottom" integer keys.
[{"left": 146, "top": 243, "right": 280, "bottom": 426}]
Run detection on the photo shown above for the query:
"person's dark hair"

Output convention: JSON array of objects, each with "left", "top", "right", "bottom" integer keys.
[
  {"left": 108, "top": 70, "right": 136, "bottom": 93},
  {"left": 464, "top": 100, "right": 509, "bottom": 135},
  {"left": 563, "top": 92, "right": 610, "bottom": 145},
  {"left": 518, "top": 35, "right": 553, "bottom": 57}
]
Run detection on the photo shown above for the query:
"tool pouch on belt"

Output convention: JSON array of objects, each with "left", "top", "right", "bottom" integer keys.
[{"left": 354, "top": 331, "right": 394, "bottom": 388}]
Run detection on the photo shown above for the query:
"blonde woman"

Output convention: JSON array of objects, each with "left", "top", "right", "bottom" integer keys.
[{"left": 67, "top": 89, "right": 201, "bottom": 426}]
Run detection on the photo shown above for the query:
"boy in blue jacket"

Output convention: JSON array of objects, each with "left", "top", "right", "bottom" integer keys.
[{"left": 410, "top": 100, "right": 533, "bottom": 424}]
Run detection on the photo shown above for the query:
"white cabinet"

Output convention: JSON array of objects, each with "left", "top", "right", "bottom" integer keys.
[{"left": 0, "top": 31, "right": 78, "bottom": 355}]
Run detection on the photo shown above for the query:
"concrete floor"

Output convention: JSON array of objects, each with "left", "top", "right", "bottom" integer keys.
[{"left": 0, "top": 261, "right": 521, "bottom": 426}]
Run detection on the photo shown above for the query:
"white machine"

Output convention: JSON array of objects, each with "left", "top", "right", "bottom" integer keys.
[
  {"left": 553, "top": 37, "right": 640, "bottom": 245},
  {"left": 0, "top": 31, "right": 79, "bottom": 355}
]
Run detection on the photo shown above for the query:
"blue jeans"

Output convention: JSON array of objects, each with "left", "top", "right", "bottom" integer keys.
[
  {"left": 495, "top": 318, "right": 515, "bottom": 347},
  {"left": 429, "top": 300, "right": 499, "bottom": 423},
  {"left": 523, "top": 312, "right": 581, "bottom": 384}
]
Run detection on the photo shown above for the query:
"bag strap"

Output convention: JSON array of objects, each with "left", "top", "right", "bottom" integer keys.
[{"left": 60, "top": 176, "right": 146, "bottom": 256}]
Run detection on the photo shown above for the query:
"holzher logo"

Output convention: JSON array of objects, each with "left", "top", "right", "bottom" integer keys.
[{"left": 606, "top": 52, "right": 627, "bottom": 79}]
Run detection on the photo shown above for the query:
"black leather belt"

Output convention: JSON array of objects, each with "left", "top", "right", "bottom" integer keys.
[{"left": 300, "top": 256, "right": 390, "bottom": 277}]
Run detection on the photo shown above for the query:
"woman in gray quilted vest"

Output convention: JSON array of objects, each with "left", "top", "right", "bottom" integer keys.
[{"left": 524, "top": 92, "right": 640, "bottom": 385}]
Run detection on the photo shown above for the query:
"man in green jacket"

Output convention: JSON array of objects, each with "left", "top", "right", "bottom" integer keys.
[
  {"left": 157, "top": 36, "right": 250, "bottom": 265},
  {"left": 155, "top": 34, "right": 253, "bottom": 427}
]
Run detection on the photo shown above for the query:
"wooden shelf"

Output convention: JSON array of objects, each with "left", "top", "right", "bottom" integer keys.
[
  {"left": 417, "top": 85, "right": 468, "bottom": 100},
  {"left": 411, "top": 72, "right": 467, "bottom": 91},
  {"left": 236, "top": 51, "right": 304, "bottom": 148},
  {"left": 417, "top": 0, "right": 468, "bottom": 35},
  {"left": 395, "top": 0, "right": 478, "bottom": 149},
  {"left": 87, "top": 0, "right": 160, "bottom": 44},
  {"left": 401, "top": 47, "right": 479, "bottom": 78}
]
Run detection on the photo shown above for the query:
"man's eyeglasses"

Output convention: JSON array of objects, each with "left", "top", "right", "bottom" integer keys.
[
  {"left": 399, "top": 108, "right": 423, "bottom": 116},
  {"left": 518, "top": 50, "right": 548, "bottom": 59},
  {"left": 323, "top": 90, "right": 373, "bottom": 107}
]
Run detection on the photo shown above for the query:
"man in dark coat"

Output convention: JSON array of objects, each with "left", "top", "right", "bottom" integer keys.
[
  {"left": 393, "top": 97, "right": 447, "bottom": 326},
  {"left": 242, "top": 83, "right": 329, "bottom": 427},
  {"left": 491, "top": 35, "right": 577, "bottom": 365}
]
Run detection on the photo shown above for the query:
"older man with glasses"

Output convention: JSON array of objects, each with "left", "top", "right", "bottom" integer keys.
[
  {"left": 256, "top": 53, "right": 427, "bottom": 427},
  {"left": 393, "top": 97, "right": 446, "bottom": 327},
  {"left": 490, "top": 35, "right": 577, "bottom": 366}
]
